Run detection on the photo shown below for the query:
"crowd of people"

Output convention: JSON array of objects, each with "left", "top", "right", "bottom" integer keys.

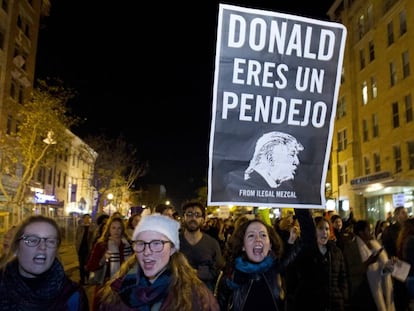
[{"left": 0, "top": 203, "right": 413, "bottom": 311}]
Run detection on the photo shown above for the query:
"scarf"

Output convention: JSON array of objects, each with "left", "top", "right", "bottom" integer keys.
[
  {"left": 235, "top": 255, "right": 274, "bottom": 273},
  {"left": 107, "top": 237, "right": 133, "bottom": 278},
  {"left": 226, "top": 256, "right": 274, "bottom": 289},
  {"left": 119, "top": 269, "right": 171, "bottom": 311},
  {"left": 356, "top": 236, "right": 395, "bottom": 311},
  {"left": 0, "top": 258, "right": 72, "bottom": 311}
]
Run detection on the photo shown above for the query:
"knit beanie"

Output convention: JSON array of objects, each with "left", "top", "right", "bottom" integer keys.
[{"left": 132, "top": 213, "right": 180, "bottom": 250}]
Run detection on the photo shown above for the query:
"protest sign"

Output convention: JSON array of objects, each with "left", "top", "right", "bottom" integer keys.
[{"left": 208, "top": 4, "right": 347, "bottom": 208}]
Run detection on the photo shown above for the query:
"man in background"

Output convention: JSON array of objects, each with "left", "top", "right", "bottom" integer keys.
[
  {"left": 179, "top": 200, "right": 224, "bottom": 291},
  {"left": 75, "top": 213, "right": 95, "bottom": 285}
]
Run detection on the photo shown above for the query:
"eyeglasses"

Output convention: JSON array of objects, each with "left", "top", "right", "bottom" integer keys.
[
  {"left": 132, "top": 240, "right": 171, "bottom": 253},
  {"left": 19, "top": 235, "right": 60, "bottom": 248},
  {"left": 184, "top": 212, "right": 203, "bottom": 218}
]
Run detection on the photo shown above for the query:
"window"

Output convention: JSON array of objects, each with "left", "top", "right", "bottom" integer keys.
[
  {"left": 387, "top": 21, "right": 394, "bottom": 46},
  {"left": 402, "top": 51, "right": 410, "bottom": 78},
  {"left": 15, "top": 120, "right": 20, "bottom": 134},
  {"left": 18, "top": 87, "right": 24, "bottom": 104},
  {"left": 362, "top": 119, "right": 369, "bottom": 141},
  {"left": 389, "top": 62, "right": 397, "bottom": 86},
  {"left": 405, "top": 94, "right": 413, "bottom": 123},
  {"left": 374, "top": 153, "right": 381, "bottom": 172},
  {"left": 364, "top": 156, "right": 371, "bottom": 175},
  {"left": 337, "top": 129, "right": 348, "bottom": 151},
  {"left": 359, "top": 49, "right": 366, "bottom": 69},
  {"left": 372, "top": 113, "right": 379, "bottom": 137},
  {"left": 337, "top": 96, "right": 346, "bottom": 118},
  {"left": 1, "top": 0, "right": 9, "bottom": 12},
  {"left": 338, "top": 164, "right": 348, "bottom": 186},
  {"left": 57, "top": 171, "right": 61, "bottom": 187},
  {"left": 36, "top": 167, "right": 44, "bottom": 183},
  {"left": 338, "top": 165, "right": 343, "bottom": 185},
  {"left": 367, "top": 5, "right": 374, "bottom": 30},
  {"left": 0, "top": 29, "right": 4, "bottom": 50},
  {"left": 6, "top": 115, "right": 12, "bottom": 135},
  {"left": 392, "top": 102, "right": 399, "bottom": 128},
  {"left": 17, "top": 15, "right": 22, "bottom": 29},
  {"left": 369, "top": 41, "right": 375, "bottom": 62},
  {"left": 64, "top": 148, "right": 69, "bottom": 161},
  {"left": 371, "top": 76, "right": 377, "bottom": 99},
  {"left": 399, "top": 10, "right": 407, "bottom": 35},
  {"left": 393, "top": 145, "right": 402, "bottom": 172},
  {"left": 358, "top": 14, "right": 365, "bottom": 39},
  {"left": 408, "top": 141, "right": 414, "bottom": 170},
  {"left": 384, "top": 0, "right": 398, "bottom": 12},
  {"left": 24, "top": 24, "right": 30, "bottom": 38},
  {"left": 10, "top": 81, "right": 16, "bottom": 99},
  {"left": 362, "top": 80, "right": 368, "bottom": 105},
  {"left": 48, "top": 168, "right": 53, "bottom": 185}
]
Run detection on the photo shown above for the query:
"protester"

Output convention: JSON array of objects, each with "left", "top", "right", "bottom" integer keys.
[
  {"left": 396, "top": 218, "right": 414, "bottom": 300},
  {"left": 374, "top": 219, "right": 390, "bottom": 244},
  {"left": 203, "top": 217, "right": 221, "bottom": 242},
  {"left": 97, "top": 213, "right": 220, "bottom": 310},
  {"left": 215, "top": 209, "right": 312, "bottom": 311},
  {"left": 330, "top": 214, "right": 349, "bottom": 251},
  {"left": 126, "top": 213, "right": 141, "bottom": 240},
  {"left": 343, "top": 220, "right": 395, "bottom": 311},
  {"left": 75, "top": 213, "right": 96, "bottom": 285},
  {"left": 179, "top": 200, "right": 224, "bottom": 291},
  {"left": 287, "top": 216, "right": 348, "bottom": 311},
  {"left": 382, "top": 206, "right": 409, "bottom": 311},
  {"left": 0, "top": 215, "right": 89, "bottom": 310},
  {"left": 154, "top": 203, "right": 175, "bottom": 218},
  {"left": 86, "top": 216, "right": 133, "bottom": 311},
  {"left": 92, "top": 214, "right": 110, "bottom": 245},
  {"left": 383, "top": 206, "right": 409, "bottom": 257}
]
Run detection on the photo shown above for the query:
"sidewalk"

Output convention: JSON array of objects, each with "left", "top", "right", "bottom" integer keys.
[{"left": 59, "top": 240, "right": 79, "bottom": 281}]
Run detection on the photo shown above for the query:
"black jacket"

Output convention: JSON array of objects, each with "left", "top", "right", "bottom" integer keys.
[{"left": 216, "top": 209, "right": 313, "bottom": 311}]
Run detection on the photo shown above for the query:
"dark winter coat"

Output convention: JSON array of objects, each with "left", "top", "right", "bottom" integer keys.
[{"left": 0, "top": 258, "right": 89, "bottom": 311}]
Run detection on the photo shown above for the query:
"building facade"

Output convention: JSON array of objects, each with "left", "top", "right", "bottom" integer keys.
[
  {"left": 0, "top": 0, "right": 97, "bottom": 227},
  {"left": 327, "top": 0, "right": 414, "bottom": 222}
]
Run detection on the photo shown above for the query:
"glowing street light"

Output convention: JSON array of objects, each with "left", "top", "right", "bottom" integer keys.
[{"left": 43, "top": 131, "right": 57, "bottom": 145}]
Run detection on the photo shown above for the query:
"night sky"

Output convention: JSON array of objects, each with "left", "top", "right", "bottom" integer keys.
[{"left": 35, "top": 0, "right": 334, "bottom": 206}]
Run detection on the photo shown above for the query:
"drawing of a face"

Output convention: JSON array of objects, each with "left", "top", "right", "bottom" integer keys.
[{"left": 244, "top": 131, "right": 304, "bottom": 188}]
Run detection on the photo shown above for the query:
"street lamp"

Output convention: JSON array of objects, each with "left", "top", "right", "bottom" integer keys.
[
  {"left": 43, "top": 131, "right": 57, "bottom": 196},
  {"left": 43, "top": 131, "right": 57, "bottom": 145}
]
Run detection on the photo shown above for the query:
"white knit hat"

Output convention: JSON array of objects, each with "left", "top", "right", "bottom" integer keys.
[{"left": 132, "top": 213, "right": 180, "bottom": 250}]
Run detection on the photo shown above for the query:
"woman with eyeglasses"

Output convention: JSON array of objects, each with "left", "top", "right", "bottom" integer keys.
[
  {"left": 97, "top": 213, "right": 219, "bottom": 311},
  {"left": 0, "top": 215, "right": 89, "bottom": 310}
]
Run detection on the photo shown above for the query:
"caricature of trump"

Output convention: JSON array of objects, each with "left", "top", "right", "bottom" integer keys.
[{"left": 244, "top": 131, "right": 304, "bottom": 188}]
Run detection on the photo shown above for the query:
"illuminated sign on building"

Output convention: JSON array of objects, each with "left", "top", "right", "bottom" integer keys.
[
  {"left": 350, "top": 171, "right": 392, "bottom": 186},
  {"left": 35, "top": 192, "right": 57, "bottom": 204}
]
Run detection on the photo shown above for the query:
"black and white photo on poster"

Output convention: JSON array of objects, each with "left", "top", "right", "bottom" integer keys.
[{"left": 208, "top": 4, "right": 347, "bottom": 208}]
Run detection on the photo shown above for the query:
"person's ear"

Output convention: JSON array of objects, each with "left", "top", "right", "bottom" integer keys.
[{"left": 170, "top": 247, "right": 177, "bottom": 256}]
